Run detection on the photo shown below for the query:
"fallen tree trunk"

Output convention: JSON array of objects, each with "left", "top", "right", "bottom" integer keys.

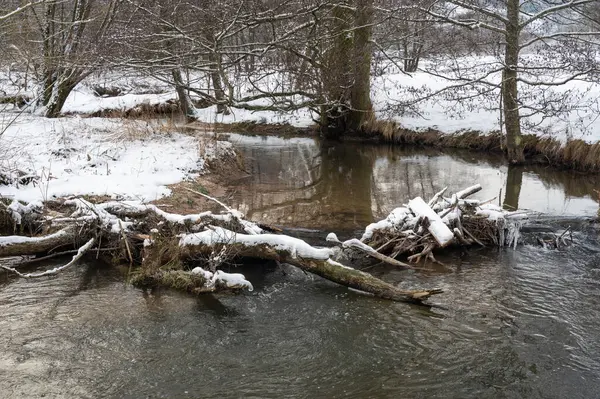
[
  {"left": 1, "top": 196, "right": 442, "bottom": 303},
  {"left": 0, "top": 226, "right": 82, "bottom": 257},
  {"left": 2, "top": 183, "right": 524, "bottom": 304},
  {"left": 178, "top": 227, "right": 442, "bottom": 301}
]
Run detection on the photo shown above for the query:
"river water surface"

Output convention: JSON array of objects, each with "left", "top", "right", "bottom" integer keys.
[{"left": 2, "top": 135, "right": 600, "bottom": 398}]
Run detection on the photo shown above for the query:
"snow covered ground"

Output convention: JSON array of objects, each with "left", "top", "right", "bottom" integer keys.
[
  {"left": 0, "top": 115, "right": 207, "bottom": 202},
  {"left": 4, "top": 55, "right": 599, "bottom": 143},
  {"left": 53, "top": 56, "right": 600, "bottom": 143}
]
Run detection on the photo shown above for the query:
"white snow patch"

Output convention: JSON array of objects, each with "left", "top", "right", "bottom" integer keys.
[
  {"left": 361, "top": 206, "right": 412, "bottom": 241},
  {"left": 326, "top": 232, "right": 340, "bottom": 243},
  {"left": 179, "top": 227, "right": 333, "bottom": 260},
  {"left": 0, "top": 115, "right": 203, "bottom": 202},
  {"left": 191, "top": 266, "right": 214, "bottom": 280},
  {"left": 0, "top": 229, "right": 68, "bottom": 247},
  {"left": 213, "top": 270, "right": 254, "bottom": 291}
]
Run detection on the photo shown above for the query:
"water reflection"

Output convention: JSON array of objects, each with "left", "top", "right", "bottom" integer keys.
[
  {"left": 503, "top": 165, "right": 523, "bottom": 210},
  {"left": 228, "top": 134, "right": 600, "bottom": 230}
]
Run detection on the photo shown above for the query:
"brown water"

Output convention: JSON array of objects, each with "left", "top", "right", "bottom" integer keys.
[
  {"left": 227, "top": 134, "right": 600, "bottom": 232},
  {"left": 2, "top": 135, "right": 600, "bottom": 399}
]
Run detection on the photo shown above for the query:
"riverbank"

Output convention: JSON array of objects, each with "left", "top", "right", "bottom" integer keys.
[
  {"left": 0, "top": 114, "right": 243, "bottom": 204},
  {"left": 359, "top": 120, "right": 600, "bottom": 173}
]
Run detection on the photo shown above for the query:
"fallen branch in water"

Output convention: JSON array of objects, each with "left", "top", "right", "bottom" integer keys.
[
  {"left": 360, "top": 184, "right": 529, "bottom": 263},
  {"left": 0, "top": 237, "right": 95, "bottom": 278},
  {"left": 0, "top": 183, "right": 531, "bottom": 303}
]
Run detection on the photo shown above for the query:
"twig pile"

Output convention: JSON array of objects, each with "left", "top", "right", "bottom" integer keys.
[{"left": 360, "top": 184, "right": 529, "bottom": 264}]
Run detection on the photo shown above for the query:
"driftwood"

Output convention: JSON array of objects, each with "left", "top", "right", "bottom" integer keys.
[
  {"left": 361, "top": 184, "right": 529, "bottom": 263},
  {"left": 0, "top": 226, "right": 83, "bottom": 257},
  {"left": 178, "top": 228, "right": 441, "bottom": 301},
  {"left": 0, "top": 184, "right": 530, "bottom": 303},
  {"left": 0, "top": 195, "right": 444, "bottom": 303}
]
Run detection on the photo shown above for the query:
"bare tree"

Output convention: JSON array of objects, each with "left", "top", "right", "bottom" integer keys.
[
  {"left": 10, "top": 0, "right": 123, "bottom": 117},
  {"left": 414, "top": 0, "right": 600, "bottom": 163}
]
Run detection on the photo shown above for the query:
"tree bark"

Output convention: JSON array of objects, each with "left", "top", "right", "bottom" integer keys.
[
  {"left": 0, "top": 227, "right": 82, "bottom": 257},
  {"left": 172, "top": 68, "right": 195, "bottom": 122},
  {"left": 349, "top": 0, "right": 374, "bottom": 132},
  {"left": 44, "top": 77, "right": 77, "bottom": 118},
  {"left": 502, "top": 0, "right": 525, "bottom": 164},
  {"left": 178, "top": 229, "right": 442, "bottom": 302},
  {"left": 321, "top": 2, "right": 353, "bottom": 139},
  {"left": 208, "top": 53, "right": 229, "bottom": 115}
]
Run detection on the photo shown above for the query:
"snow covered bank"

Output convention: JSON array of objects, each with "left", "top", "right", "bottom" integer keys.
[
  {"left": 0, "top": 115, "right": 211, "bottom": 202},
  {"left": 42, "top": 56, "right": 600, "bottom": 143}
]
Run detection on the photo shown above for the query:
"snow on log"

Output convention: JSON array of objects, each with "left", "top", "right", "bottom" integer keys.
[
  {"left": 191, "top": 267, "right": 254, "bottom": 291},
  {"left": 0, "top": 227, "right": 80, "bottom": 257},
  {"left": 456, "top": 184, "right": 482, "bottom": 200},
  {"left": 0, "top": 237, "right": 96, "bottom": 278},
  {"left": 179, "top": 227, "right": 442, "bottom": 302},
  {"left": 408, "top": 197, "right": 455, "bottom": 247}
]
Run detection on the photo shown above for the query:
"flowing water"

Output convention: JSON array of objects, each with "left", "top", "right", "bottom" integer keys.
[{"left": 2, "top": 135, "right": 600, "bottom": 398}]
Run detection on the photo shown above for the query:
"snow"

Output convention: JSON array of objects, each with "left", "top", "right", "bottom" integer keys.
[
  {"left": 191, "top": 266, "right": 214, "bottom": 280},
  {"left": 361, "top": 206, "right": 412, "bottom": 241},
  {"left": 0, "top": 229, "right": 68, "bottom": 247},
  {"left": 98, "top": 201, "right": 222, "bottom": 224},
  {"left": 190, "top": 266, "right": 253, "bottom": 291},
  {"left": 213, "top": 270, "right": 254, "bottom": 291},
  {"left": 7, "top": 199, "right": 43, "bottom": 224},
  {"left": 326, "top": 232, "right": 341, "bottom": 243},
  {"left": 62, "top": 87, "right": 177, "bottom": 115},
  {"left": 3, "top": 51, "right": 600, "bottom": 143},
  {"left": 407, "top": 196, "right": 455, "bottom": 247},
  {"left": 0, "top": 115, "right": 204, "bottom": 202},
  {"left": 476, "top": 204, "right": 506, "bottom": 221},
  {"left": 179, "top": 227, "right": 333, "bottom": 260},
  {"left": 341, "top": 238, "right": 378, "bottom": 255}
]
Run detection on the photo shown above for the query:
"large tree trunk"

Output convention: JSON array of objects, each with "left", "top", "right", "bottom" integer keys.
[
  {"left": 349, "top": 0, "right": 374, "bottom": 132},
  {"left": 43, "top": 77, "right": 76, "bottom": 118},
  {"left": 172, "top": 68, "right": 195, "bottom": 122},
  {"left": 178, "top": 228, "right": 442, "bottom": 302},
  {"left": 321, "top": 3, "right": 353, "bottom": 139},
  {"left": 208, "top": 53, "right": 229, "bottom": 115},
  {"left": 502, "top": 0, "right": 525, "bottom": 164}
]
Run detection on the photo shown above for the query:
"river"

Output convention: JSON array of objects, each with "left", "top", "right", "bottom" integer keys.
[{"left": 1, "top": 135, "right": 600, "bottom": 398}]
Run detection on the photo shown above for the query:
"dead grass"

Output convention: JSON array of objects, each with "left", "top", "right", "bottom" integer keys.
[
  {"left": 80, "top": 100, "right": 181, "bottom": 119},
  {"left": 362, "top": 118, "right": 600, "bottom": 172},
  {"left": 212, "top": 121, "right": 318, "bottom": 137}
]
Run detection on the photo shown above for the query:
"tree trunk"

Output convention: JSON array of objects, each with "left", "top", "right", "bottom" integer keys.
[
  {"left": 44, "top": 77, "right": 76, "bottom": 118},
  {"left": 321, "top": 3, "right": 353, "bottom": 139},
  {"left": 178, "top": 229, "right": 442, "bottom": 302},
  {"left": 0, "top": 227, "right": 82, "bottom": 257},
  {"left": 172, "top": 68, "right": 195, "bottom": 122},
  {"left": 502, "top": 0, "right": 525, "bottom": 164},
  {"left": 348, "top": 0, "right": 374, "bottom": 133},
  {"left": 208, "top": 53, "right": 229, "bottom": 115}
]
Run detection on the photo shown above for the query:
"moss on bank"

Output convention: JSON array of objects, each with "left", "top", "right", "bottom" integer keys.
[{"left": 130, "top": 269, "right": 212, "bottom": 294}]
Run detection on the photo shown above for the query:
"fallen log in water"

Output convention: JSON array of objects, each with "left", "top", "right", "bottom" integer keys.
[
  {"left": 0, "top": 195, "right": 443, "bottom": 302},
  {"left": 0, "top": 184, "right": 529, "bottom": 303}
]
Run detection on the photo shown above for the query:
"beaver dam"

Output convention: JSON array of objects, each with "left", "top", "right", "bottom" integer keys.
[{"left": 1, "top": 183, "right": 545, "bottom": 303}]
